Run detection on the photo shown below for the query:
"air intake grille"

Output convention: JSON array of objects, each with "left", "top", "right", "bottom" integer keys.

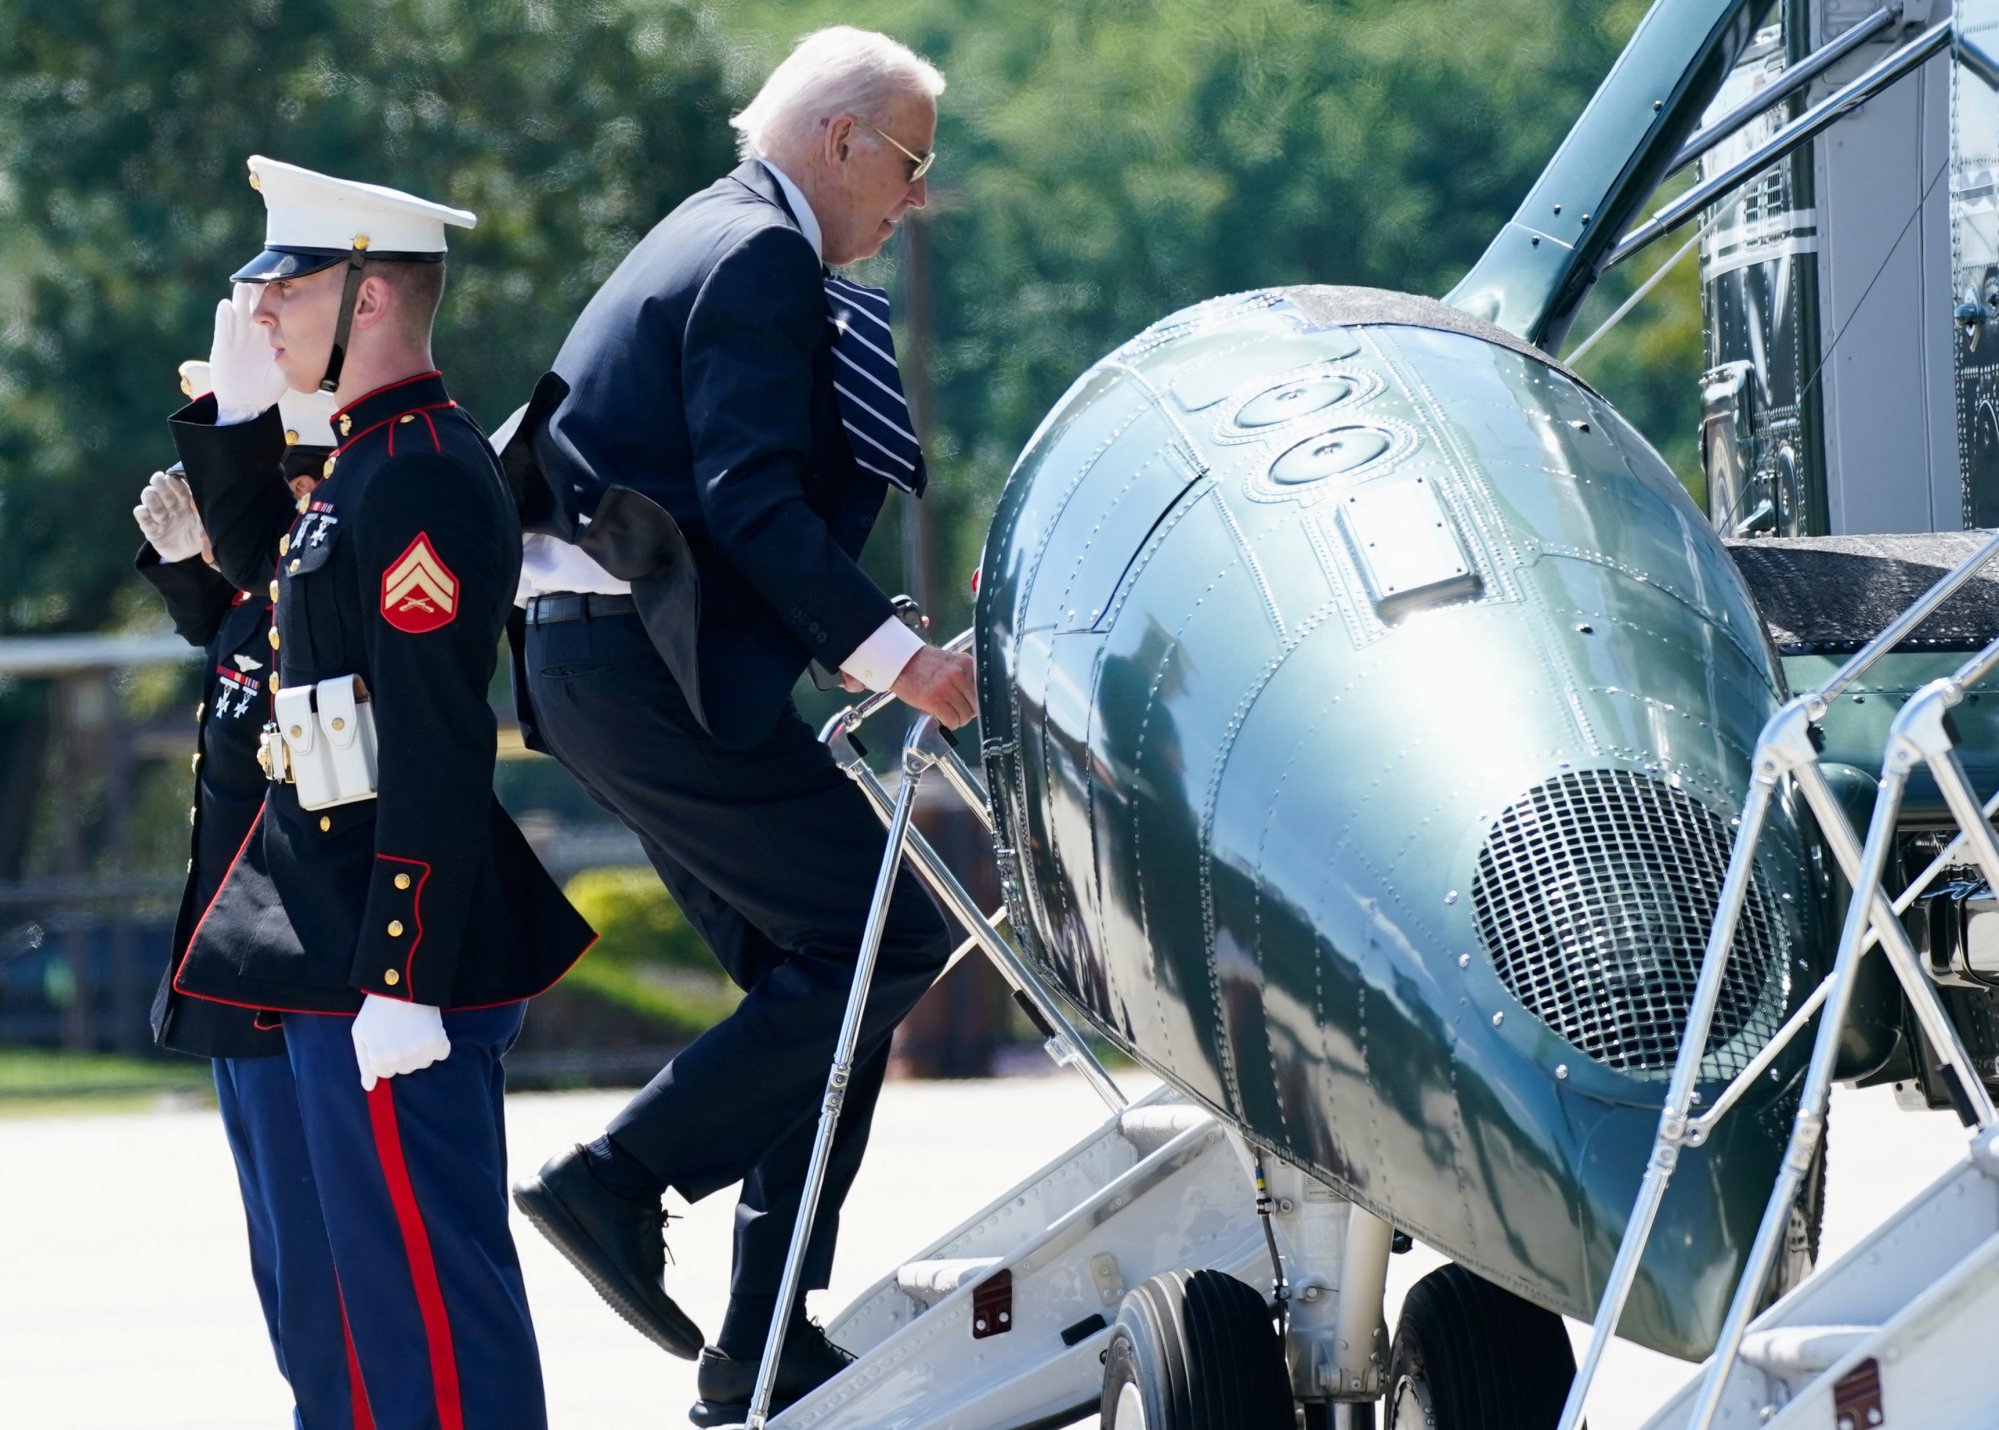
[{"left": 1471, "top": 769, "right": 1790, "bottom": 1080}]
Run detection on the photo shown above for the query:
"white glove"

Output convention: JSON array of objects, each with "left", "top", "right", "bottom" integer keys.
[
  {"left": 132, "top": 471, "right": 205, "bottom": 563},
  {"left": 208, "top": 282, "right": 288, "bottom": 424},
  {"left": 351, "top": 994, "right": 451, "bottom": 1092}
]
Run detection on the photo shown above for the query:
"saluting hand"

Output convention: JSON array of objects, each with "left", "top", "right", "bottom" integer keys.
[
  {"left": 208, "top": 282, "right": 289, "bottom": 424},
  {"left": 892, "top": 646, "right": 978, "bottom": 729},
  {"left": 351, "top": 994, "right": 452, "bottom": 1092},
  {"left": 132, "top": 471, "right": 206, "bottom": 563}
]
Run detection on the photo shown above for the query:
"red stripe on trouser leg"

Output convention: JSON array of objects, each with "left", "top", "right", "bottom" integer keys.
[
  {"left": 336, "top": 1276, "right": 377, "bottom": 1430},
  {"left": 364, "top": 1081, "right": 464, "bottom": 1430}
]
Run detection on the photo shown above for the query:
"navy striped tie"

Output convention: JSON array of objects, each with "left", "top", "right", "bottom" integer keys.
[{"left": 824, "top": 275, "right": 927, "bottom": 497}]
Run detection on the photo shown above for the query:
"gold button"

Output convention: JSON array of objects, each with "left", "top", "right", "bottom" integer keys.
[
  {"left": 288, "top": 724, "right": 304, "bottom": 738},
  {"left": 285, "top": 429, "right": 299, "bottom": 445},
  {"left": 394, "top": 873, "right": 412, "bottom": 890},
  {"left": 268, "top": 628, "right": 280, "bottom": 649},
  {"left": 318, "top": 815, "right": 331, "bottom": 833},
  {"left": 269, "top": 676, "right": 281, "bottom": 692},
  {"left": 339, "top": 414, "right": 352, "bottom": 437},
  {"left": 399, "top": 414, "right": 415, "bottom": 424},
  {"left": 278, "top": 535, "right": 290, "bottom": 557},
  {"left": 269, "top": 581, "right": 280, "bottom": 601},
  {"left": 353, "top": 234, "right": 371, "bottom": 250},
  {"left": 248, "top": 169, "right": 261, "bottom": 190},
  {"left": 383, "top": 969, "right": 400, "bottom": 987},
  {"left": 296, "top": 495, "right": 309, "bottom": 514},
  {"left": 180, "top": 376, "right": 194, "bottom": 397},
  {"left": 289, "top": 558, "right": 301, "bottom": 574},
  {"left": 322, "top": 456, "right": 337, "bottom": 478},
  {"left": 330, "top": 717, "right": 346, "bottom": 732},
  {"left": 387, "top": 920, "right": 405, "bottom": 937}
]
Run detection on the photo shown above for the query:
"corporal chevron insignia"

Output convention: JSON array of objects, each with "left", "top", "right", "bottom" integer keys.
[{"left": 380, "top": 532, "right": 460, "bottom": 634}]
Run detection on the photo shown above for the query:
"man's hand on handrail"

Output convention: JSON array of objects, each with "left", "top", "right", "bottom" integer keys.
[{"left": 892, "top": 645, "right": 977, "bottom": 728}]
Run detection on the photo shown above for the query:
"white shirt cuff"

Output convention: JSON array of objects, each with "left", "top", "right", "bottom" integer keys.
[{"left": 839, "top": 615, "right": 924, "bottom": 692}]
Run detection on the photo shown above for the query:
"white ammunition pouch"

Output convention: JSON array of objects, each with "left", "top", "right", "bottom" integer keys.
[{"left": 262, "top": 675, "right": 379, "bottom": 810}]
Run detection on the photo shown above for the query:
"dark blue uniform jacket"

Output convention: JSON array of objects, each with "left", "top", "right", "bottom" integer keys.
[
  {"left": 526, "top": 159, "right": 901, "bottom": 749},
  {"left": 137, "top": 549, "right": 286, "bottom": 1059},
  {"left": 169, "top": 374, "right": 594, "bottom": 1012}
]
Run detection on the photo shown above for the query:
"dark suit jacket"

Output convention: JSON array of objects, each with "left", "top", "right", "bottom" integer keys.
[{"left": 534, "top": 158, "right": 900, "bottom": 749}]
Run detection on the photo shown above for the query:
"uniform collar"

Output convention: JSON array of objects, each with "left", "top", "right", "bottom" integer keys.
[{"left": 330, "top": 371, "right": 452, "bottom": 443}]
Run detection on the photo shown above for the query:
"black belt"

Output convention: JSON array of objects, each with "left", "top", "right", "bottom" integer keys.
[{"left": 524, "top": 592, "right": 638, "bottom": 625}]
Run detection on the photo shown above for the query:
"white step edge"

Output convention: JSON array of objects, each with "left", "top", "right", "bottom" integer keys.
[
  {"left": 1737, "top": 1324, "right": 1878, "bottom": 1377},
  {"left": 896, "top": 1256, "right": 1004, "bottom": 1305}
]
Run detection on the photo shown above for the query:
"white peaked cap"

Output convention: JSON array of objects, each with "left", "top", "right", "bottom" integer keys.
[
  {"left": 179, "top": 359, "right": 340, "bottom": 449},
  {"left": 231, "top": 154, "right": 476, "bottom": 282}
]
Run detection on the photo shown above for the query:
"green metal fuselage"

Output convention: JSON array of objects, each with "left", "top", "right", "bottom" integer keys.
[{"left": 976, "top": 286, "right": 1826, "bottom": 1358}]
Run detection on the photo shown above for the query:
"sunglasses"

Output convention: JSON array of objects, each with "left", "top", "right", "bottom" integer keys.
[{"left": 863, "top": 121, "right": 936, "bottom": 182}]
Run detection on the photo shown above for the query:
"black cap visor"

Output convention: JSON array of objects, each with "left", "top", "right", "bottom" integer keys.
[{"left": 231, "top": 247, "right": 348, "bottom": 283}]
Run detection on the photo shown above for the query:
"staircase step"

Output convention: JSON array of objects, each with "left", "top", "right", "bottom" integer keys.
[
  {"left": 1738, "top": 1324, "right": 1880, "bottom": 1377},
  {"left": 1117, "top": 1103, "right": 1212, "bottom": 1158},
  {"left": 897, "top": 1257, "right": 1004, "bottom": 1307}
]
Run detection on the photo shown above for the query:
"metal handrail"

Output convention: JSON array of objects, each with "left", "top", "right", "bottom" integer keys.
[
  {"left": 1668, "top": 5, "right": 1900, "bottom": 174},
  {"left": 1557, "top": 536, "right": 1999, "bottom": 1430},
  {"left": 820, "top": 628, "right": 1128, "bottom": 1115},
  {"left": 1607, "top": 18, "right": 1952, "bottom": 269}
]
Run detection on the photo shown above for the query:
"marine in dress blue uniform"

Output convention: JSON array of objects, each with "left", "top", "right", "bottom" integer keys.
[
  {"left": 167, "top": 157, "right": 593, "bottom": 1430},
  {"left": 501, "top": 30, "right": 976, "bottom": 1424},
  {"left": 136, "top": 367, "right": 369, "bottom": 1428}
]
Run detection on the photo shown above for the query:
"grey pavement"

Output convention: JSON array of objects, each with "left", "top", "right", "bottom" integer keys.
[{"left": 0, "top": 1072, "right": 1970, "bottom": 1428}]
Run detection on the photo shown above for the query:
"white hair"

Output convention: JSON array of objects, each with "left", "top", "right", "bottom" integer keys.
[{"left": 731, "top": 26, "right": 945, "bottom": 162}]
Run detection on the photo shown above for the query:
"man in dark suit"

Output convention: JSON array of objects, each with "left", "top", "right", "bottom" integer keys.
[{"left": 507, "top": 24, "right": 972, "bottom": 1425}]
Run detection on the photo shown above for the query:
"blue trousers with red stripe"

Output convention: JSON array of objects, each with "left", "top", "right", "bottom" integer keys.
[
  {"left": 283, "top": 1003, "right": 543, "bottom": 1430},
  {"left": 215, "top": 1054, "right": 370, "bottom": 1429}
]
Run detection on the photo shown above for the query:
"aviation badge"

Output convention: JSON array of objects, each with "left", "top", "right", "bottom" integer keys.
[{"left": 380, "top": 532, "right": 459, "bottom": 634}]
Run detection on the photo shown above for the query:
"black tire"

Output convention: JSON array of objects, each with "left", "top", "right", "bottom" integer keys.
[
  {"left": 1383, "top": 1264, "right": 1575, "bottom": 1430},
  {"left": 1100, "top": 1269, "right": 1295, "bottom": 1430}
]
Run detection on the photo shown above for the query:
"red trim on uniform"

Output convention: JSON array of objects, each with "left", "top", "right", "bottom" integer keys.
[
  {"left": 172, "top": 806, "right": 266, "bottom": 997},
  {"left": 335, "top": 1275, "right": 377, "bottom": 1429},
  {"left": 330, "top": 371, "right": 442, "bottom": 427},
  {"left": 419, "top": 411, "right": 441, "bottom": 450},
  {"left": 377, "top": 854, "right": 430, "bottom": 991},
  {"left": 455, "top": 933, "right": 601, "bottom": 1011},
  {"left": 331, "top": 401, "right": 457, "bottom": 460},
  {"left": 365, "top": 1080, "right": 464, "bottom": 1430}
]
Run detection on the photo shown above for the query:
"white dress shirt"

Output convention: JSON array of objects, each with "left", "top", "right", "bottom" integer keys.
[{"left": 519, "top": 157, "right": 922, "bottom": 692}]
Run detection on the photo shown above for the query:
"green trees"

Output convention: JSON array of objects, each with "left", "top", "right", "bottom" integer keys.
[
  {"left": 0, "top": 0, "right": 1702, "bottom": 886},
  {"left": 0, "top": 0, "right": 738, "bottom": 879}
]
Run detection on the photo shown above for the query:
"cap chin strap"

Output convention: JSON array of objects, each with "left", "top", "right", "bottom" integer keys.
[{"left": 317, "top": 246, "right": 371, "bottom": 393}]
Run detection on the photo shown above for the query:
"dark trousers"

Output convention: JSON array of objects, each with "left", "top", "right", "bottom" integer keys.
[
  {"left": 283, "top": 1004, "right": 543, "bottom": 1430},
  {"left": 525, "top": 611, "right": 951, "bottom": 1293},
  {"left": 214, "top": 1054, "right": 368, "bottom": 1429}
]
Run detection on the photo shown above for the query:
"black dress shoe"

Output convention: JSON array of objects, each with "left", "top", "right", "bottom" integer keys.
[
  {"left": 688, "top": 1320, "right": 856, "bottom": 1426},
  {"left": 512, "top": 1145, "right": 705, "bottom": 1359}
]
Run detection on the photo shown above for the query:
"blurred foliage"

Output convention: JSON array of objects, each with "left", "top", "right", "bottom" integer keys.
[
  {"left": 0, "top": 0, "right": 1709, "bottom": 883},
  {"left": 563, "top": 865, "right": 711, "bottom": 972},
  {"left": 559, "top": 866, "right": 740, "bottom": 1036},
  {"left": 727, "top": 0, "right": 1687, "bottom": 633}
]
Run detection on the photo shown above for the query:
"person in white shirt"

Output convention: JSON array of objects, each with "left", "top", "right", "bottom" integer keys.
[{"left": 502, "top": 27, "right": 968, "bottom": 1427}]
